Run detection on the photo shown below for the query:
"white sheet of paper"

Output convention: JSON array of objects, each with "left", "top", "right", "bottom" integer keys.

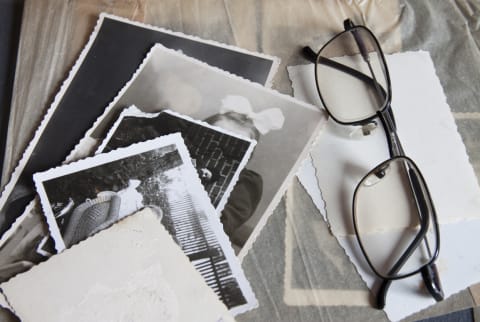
[
  {"left": 289, "top": 51, "right": 480, "bottom": 320},
  {"left": 0, "top": 209, "right": 234, "bottom": 322}
]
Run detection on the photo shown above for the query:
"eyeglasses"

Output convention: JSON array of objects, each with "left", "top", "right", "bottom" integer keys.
[{"left": 303, "top": 19, "right": 444, "bottom": 309}]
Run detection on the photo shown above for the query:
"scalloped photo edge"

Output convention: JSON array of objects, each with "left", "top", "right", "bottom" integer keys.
[{"left": 0, "top": 12, "right": 280, "bottom": 238}]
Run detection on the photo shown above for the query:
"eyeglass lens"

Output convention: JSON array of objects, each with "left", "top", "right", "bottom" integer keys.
[
  {"left": 315, "top": 27, "right": 389, "bottom": 124},
  {"left": 353, "top": 157, "right": 438, "bottom": 279}
]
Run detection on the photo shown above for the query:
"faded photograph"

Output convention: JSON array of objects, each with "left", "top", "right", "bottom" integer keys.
[{"left": 41, "top": 144, "right": 179, "bottom": 249}]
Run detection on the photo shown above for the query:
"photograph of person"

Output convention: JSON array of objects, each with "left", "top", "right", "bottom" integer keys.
[
  {"left": 204, "top": 95, "right": 284, "bottom": 249},
  {"left": 97, "top": 106, "right": 256, "bottom": 215},
  {"left": 70, "top": 44, "right": 324, "bottom": 257}
]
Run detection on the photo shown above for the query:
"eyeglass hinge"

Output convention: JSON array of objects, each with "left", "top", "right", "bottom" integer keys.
[{"left": 343, "top": 19, "right": 355, "bottom": 30}]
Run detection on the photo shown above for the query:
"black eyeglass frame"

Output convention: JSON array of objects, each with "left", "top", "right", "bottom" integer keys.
[
  {"left": 312, "top": 24, "right": 392, "bottom": 127},
  {"left": 352, "top": 156, "right": 442, "bottom": 309},
  {"left": 303, "top": 19, "right": 444, "bottom": 309},
  {"left": 352, "top": 156, "right": 441, "bottom": 280}
]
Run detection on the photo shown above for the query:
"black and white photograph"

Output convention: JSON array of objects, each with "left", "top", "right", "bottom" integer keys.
[
  {"left": 72, "top": 44, "right": 325, "bottom": 257},
  {"left": 97, "top": 106, "right": 256, "bottom": 214},
  {"left": 33, "top": 133, "right": 256, "bottom": 314},
  {"left": 0, "top": 12, "right": 279, "bottom": 239}
]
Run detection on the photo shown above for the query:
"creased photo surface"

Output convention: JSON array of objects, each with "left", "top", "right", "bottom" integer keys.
[
  {"left": 72, "top": 44, "right": 325, "bottom": 258},
  {"left": 33, "top": 133, "right": 256, "bottom": 314}
]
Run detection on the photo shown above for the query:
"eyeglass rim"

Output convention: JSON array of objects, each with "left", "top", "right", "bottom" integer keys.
[
  {"left": 351, "top": 155, "right": 441, "bottom": 280},
  {"left": 313, "top": 25, "right": 393, "bottom": 126}
]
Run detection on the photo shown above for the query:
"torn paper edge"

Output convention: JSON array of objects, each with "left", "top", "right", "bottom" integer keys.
[
  {"left": 296, "top": 154, "right": 327, "bottom": 220},
  {"left": 283, "top": 178, "right": 371, "bottom": 307}
]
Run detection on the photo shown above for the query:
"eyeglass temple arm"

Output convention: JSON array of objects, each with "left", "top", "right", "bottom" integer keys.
[
  {"left": 421, "top": 264, "right": 444, "bottom": 301},
  {"left": 408, "top": 164, "right": 444, "bottom": 302},
  {"left": 302, "top": 46, "right": 388, "bottom": 100},
  {"left": 376, "top": 216, "right": 429, "bottom": 309},
  {"left": 344, "top": 19, "right": 372, "bottom": 65},
  {"left": 378, "top": 108, "right": 403, "bottom": 158},
  {"left": 377, "top": 263, "right": 443, "bottom": 309},
  {"left": 375, "top": 169, "right": 443, "bottom": 308},
  {"left": 302, "top": 46, "right": 318, "bottom": 63},
  {"left": 376, "top": 210, "right": 429, "bottom": 308},
  {"left": 302, "top": 46, "right": 376, "bottom": 86}
]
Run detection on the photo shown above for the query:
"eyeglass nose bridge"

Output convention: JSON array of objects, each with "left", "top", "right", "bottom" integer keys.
[{"left": 361, "top": 120, "right": 378, "bottom": 136}]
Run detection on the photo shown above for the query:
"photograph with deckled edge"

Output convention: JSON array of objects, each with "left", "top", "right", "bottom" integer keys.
[
  {"left": 0, "top": 209, "right": 235, "bottom": 322},
  {"left": 97, "top": 105, "right": 256, "bottom": 218},
  {"left": 33, "top": 133, "right": 257, "bottom": 314},
  {"left": 0, "top": 11, "right": 279, "bottom": 241},
  {"left": 68, "top": 44, "right": 325, "bottom": 257}
]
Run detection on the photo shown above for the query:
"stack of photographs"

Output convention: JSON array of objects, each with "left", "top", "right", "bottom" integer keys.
[
  {"left": 33, "top": 133, "right": 256, "bottom": 314},
  {"left": 97, "top": 106, "right": 256, "bottom": 213},
  {"left": 0, "top": 12, "right": 326, "bottom": 317},
  {"left": 0, "top": 13, "right": 280, "bottom": 284}
]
